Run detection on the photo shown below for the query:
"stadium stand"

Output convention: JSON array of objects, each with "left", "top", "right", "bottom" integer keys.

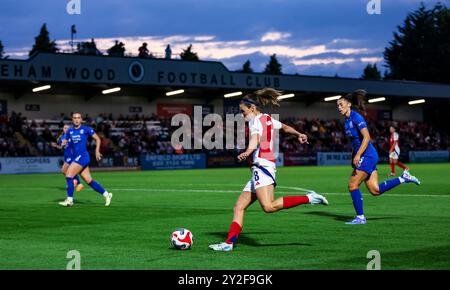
[{"left": 1, "top": 112, "right": 448, "bottom": 162}]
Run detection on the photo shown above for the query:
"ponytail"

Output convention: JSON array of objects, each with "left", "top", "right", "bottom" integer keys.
[
  {"left": 343, "top": 89, "right": 367, "bottom": 116},
  {"left": 241, "top": 87, "right": 282, "bottom": 108}
]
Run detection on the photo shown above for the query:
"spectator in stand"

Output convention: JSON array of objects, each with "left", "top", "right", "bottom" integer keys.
[
  {"left": 138, "top": 42, "right": 150, "bottom": 58},
  {"left": 165, "top": 44, "right": 172, "bottom": 59}
]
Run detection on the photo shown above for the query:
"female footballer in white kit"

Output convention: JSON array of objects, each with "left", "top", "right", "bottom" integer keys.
[{"left": 209, "top": 88, "right": 328, "bottom": 252}]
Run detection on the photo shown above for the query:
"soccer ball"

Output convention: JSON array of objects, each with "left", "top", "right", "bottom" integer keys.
[{"left": 170, "top": 228, "right": 194, "bottom": 250}]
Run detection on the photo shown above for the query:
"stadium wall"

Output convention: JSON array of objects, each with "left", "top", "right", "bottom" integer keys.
[
  {"left": 0, "top": 92, "right": 209, "bottom": 119},
  {"left": 274, "top": 101, "right": 423, "bottom": 122},
  {"left": 0, "top": 92, "right": 423, "bottom": 121}
]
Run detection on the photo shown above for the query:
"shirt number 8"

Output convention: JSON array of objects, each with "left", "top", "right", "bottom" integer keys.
[{"left": 254, "top": 171, "right": 260, "bottom": 181}]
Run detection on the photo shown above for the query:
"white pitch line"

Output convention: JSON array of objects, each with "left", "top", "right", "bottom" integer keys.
[
  {"left": 278, "top": 186, "right": 450, "bottom": 198},
  {"left": 111, "top": 188, "right": 300, "bottom": 195},
  {"left": 278, "top": 185, "right": 315, "bottom": 192},
  {"left": 114, "top": 187, "right": 450, "bottom": 198},
  {"left": 0, "top": 186, "right": 448, "bottom": 198}
]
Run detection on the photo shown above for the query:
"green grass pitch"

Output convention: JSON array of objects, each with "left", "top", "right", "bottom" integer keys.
[{"left": 0, "top": 163, "right": 449, "bottom": 269}]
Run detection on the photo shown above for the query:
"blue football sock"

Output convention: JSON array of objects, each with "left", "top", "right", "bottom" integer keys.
[
  {"left": 350, "top": 189, "right": 364, "bottom": 216},
  {"left": 74, "top": 175, "right": 81, "bottom": 185},
  {"left": 66, "top": 177, "right": 74, "bottom": 198},
  {"left": 379, "top": 177, "right": 403, "bottom": 194},
  {"left": 89, "top": 180, "right": 107, "bottom": 195}
]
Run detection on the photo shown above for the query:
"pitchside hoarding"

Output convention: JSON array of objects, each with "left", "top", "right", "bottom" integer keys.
[
  {"left": 284, "top": 153, "right": 317, "bottom": 166},
  {"left": 140, "top": 154, "right": 206, "bottom": 170},
  {"left": 317, "top": 152, "right": 352, "bottom": 166},
  {"left": 157, "top": 104, "right": 193, "bottom": 118},
  {"left": 409, "top": 151, "right": 449, "bottom": 163},
  {"left": 0, "top": 157, "right": 63, "bottom": 174}
]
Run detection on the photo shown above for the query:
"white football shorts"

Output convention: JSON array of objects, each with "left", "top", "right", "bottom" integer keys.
[
  {"left": 242, "top": 164, "right": 277, "bottom": 193},
  {"left": 389, "top": 151, "right": 399, "bottom": 160}
]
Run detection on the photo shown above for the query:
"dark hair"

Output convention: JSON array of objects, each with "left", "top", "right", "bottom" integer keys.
[
  {"left": 72, "top": 112, "right": 82, "bottom": 117},
  {"left": 341, "top": 89, "right": 367, "bottom": 115},
  {"left": 241, "top": 88, "right": 281, "bottom": 108}
]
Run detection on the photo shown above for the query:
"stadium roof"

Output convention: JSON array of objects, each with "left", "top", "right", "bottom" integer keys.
[{"left": 1, "top": 53, "right": 450, "bottom": 99}]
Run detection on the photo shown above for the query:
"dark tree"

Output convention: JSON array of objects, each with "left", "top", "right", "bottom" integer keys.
[
  {"left": 263, "top": 54, "right": 282, "bottom": 75},
  {"left": 241, "top": 60, "right": 254, "bottom": 73},
  {"left": 361, "top": 64, "right": 382, "bottom": 80},
  {"left": 29, "top": 23, "right": 59, "bottom": 56},
  {"left": 384, "top": 3, "right": 450, "bottom": 83},
  {"left": 180, "top": 44, "right": 199, "bottom": 61}
]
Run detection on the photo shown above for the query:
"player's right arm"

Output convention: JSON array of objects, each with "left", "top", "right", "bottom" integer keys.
[
  {"left": 51, "top": 142, "right": 62, "bottom": 150},
  {"left": 237, "top": 117, "right": 262, "bottom": 162},
  {"left": 237, "top": 133, "right": 259, "bottom": 162},
  {"left": 60, "top": 130, "right": 69, "bottom": 147},
  {"left": 389, "top": 134, "right": 395, "bottom": 152}
]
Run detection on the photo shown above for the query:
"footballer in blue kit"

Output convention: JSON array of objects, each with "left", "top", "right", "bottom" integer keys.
[
  {"left": 337, "top": 90, "right": 421, "bottom": 224},
  {"left": 50, "top": 124, "right": 84, "bottom": 192},
  {"left": 59, "top": 112, "right": 113, "bottom": 207}
]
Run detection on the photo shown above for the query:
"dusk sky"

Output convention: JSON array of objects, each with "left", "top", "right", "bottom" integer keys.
[{"left": 0, "top": 0, "right": 447, "bottom": 77}]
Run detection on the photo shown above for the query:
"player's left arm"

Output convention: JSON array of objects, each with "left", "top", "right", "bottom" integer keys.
[
  {"left": 92, "top": 133, "right": 103, "bottom": 161},
  {"left": 353, "top": 127, "right": 370, "bottom": 167},
  {"left": 281, "top": 123, "right": 309, "bottom": 144}
]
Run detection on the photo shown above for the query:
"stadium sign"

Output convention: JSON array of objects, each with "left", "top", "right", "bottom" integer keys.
[
  {"left": 156, "top": 71, "right": 280, "bottom": 88},
  {"left": 0, "top": 53, "right": 280, "bottom": 90},
  {"left": 2, "top": 53, "right": 450, "bottom": 97}
]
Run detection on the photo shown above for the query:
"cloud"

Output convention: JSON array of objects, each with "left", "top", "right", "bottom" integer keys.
[
  {"left": 6, "top": 31, "right": 384, "bottom": 77},
  {"left": 260, "top": 31, "right": 292, "bottom": 42},
  {"left": 293, "top": 58, "right": 356, "bottom": 66},
  {"left": 331, "top": 38, "right": 357, "bottom": 44},
  {"left": 360, "top": 57, "right": 384, "bottom": 63},
  {"left": 193, "top": 36, "right": 216, "bottom": 42}
]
